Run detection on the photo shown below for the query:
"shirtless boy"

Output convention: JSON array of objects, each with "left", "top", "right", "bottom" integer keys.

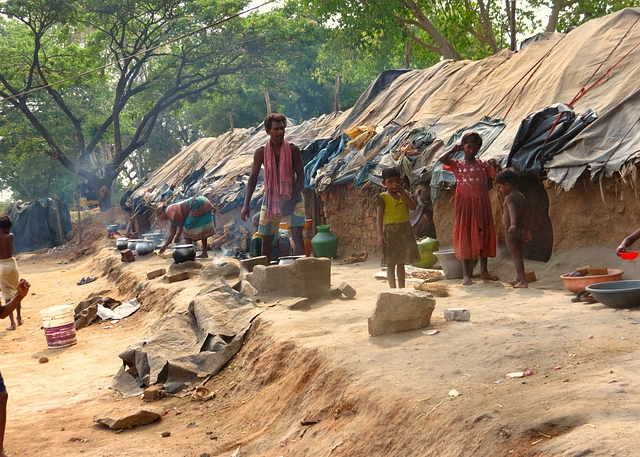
[
  {"left": 0, "top": 278, "right": 30, "bottom": 457},
  {"left": 241, "top": 113, "right": 305, "bottom": 261},
  {"left": 496, "top": 169, "right": 532, "bottom": 288},
  {"left": 0, "top": 217, "right": 21, "bottom": 330}
]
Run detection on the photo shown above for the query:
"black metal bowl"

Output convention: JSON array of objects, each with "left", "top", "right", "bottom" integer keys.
[{"left": 586, "top": 280, "right": 640, "bottom": 309}]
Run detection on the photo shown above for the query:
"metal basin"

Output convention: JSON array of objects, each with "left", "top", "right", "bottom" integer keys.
[
  {"left": 433, "top": 249, "right": 477, "bottom": 279},
  {"left": 586, "top": 280, "right": 640, "bottom": 309}
]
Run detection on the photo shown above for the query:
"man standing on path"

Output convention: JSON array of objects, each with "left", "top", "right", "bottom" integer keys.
[
  {"left": 241, "top": 113, "right": 305, "bottom": 261},
  {"left": 0, "top": 217, "right": 21, "bottom": 331}
]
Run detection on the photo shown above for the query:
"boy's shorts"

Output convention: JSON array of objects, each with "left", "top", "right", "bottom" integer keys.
[
  {"left": 0, "top": 372, "right": 6, "bottom": 393},
  {"left": 0, "top": 257, "right": 19, "bottom": 302},
  {"left": 258, "top": 195, "right": 305, "bottom": 236}
]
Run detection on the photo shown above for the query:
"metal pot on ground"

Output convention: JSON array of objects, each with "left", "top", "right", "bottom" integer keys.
[
  {"left": 127, "top": 239, "right": 144, "bottom": 251},
  {"left": 141, "top": 232, "right": 163, "bottom": 249},
  {"left": 173, "top": 244, "right": 196, "bottom": 263},
  {"left": 115, "top": 238, "right": 129, "bottom": 250},
  {"left": 135, "top": 239, "right": 154, "bottom": 256}
]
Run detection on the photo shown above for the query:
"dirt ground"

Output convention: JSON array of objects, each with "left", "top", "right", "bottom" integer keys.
[{"left": 3, "top": 212, "right": 640, "bottom": 456}]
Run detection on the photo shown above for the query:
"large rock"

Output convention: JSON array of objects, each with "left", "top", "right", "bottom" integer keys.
[
  {"left": 239, "top": 256, "right": 269, "bottom": 281},
  {"left": 248, "top": 257, "right": 331, "bottom": 300},
  {"left": 167, "top": 260, "right": 204, "bottom": 276},
  {"left": 200, "top": 259, "right": 241, "bottom": 280},
  {"left": 368, "top": 289, "right": 436, "bottom": 336},
  {"left": 94, "top": 407, "right": 161, "bottom": 429}
]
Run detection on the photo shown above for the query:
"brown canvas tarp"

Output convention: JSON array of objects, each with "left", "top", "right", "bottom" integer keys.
[{"left": 129, "top": 8, "right": 640, "bottom": 208}]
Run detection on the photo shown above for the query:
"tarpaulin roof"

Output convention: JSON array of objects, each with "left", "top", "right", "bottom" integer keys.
[
  {"left": 8, "top": 198, "right": 72, "bottom": 253},
  {"left": 127, "top": 8, "right": 640, "bottom": 209}
]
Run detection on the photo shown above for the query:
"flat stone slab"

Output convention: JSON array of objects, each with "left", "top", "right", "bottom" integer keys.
[
  {"left": 147, "top": 268, "right": 166, "bottom": 280},
  {"left": 167, "top": 271, "right": 190, "bottom": 283},
  {"left": 282, "top": 297, "right": 311, "bottom": 311},
  {"left": 368, "top": 289, "right": 436, "bottom": 336},
  {"left": 94, "top": 407, "right": 161, "bottom": 429},
  {"left": 444, "top": 308, "right": 470, "bottom": 322},
  {"left": 200, "top": 260, "right": 240, "bottom": 280}
]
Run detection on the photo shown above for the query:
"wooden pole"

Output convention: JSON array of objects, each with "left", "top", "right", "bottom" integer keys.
[
  {"left": 228, "top": 112, "right": 234, "bottom": 131},
  {"left": 334, "top": 73, "right": 341, "bottom": 112},
  {"left": 264, "top": 88, "right": 272, "bottom": 115},
  {"left": 509, "top": 0, "right": 517, "bottom": 51},
  {"left": 405, "top": 41, "right": 411, "bottom": 68}
]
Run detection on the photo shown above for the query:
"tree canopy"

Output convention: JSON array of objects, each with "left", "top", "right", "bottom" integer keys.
[
  {"left": 0, "top": 0, "right": 322, "bottom": 208},
  {"left": 2, "top": 0, "right": 638, "bottom": 208}
]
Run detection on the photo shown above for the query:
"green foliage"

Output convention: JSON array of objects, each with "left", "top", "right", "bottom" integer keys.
[{"left": 0, "top": 0, "right": 291, "bottom": 209}]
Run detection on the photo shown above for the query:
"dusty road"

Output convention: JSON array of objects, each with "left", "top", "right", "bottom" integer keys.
[{"left": 2, "top": 239, "right": 640, "bottom": 456}]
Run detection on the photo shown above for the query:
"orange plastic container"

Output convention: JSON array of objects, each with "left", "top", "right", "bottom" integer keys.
[{"left": 560, "top": 269, "right": 624, "bottom": 294}]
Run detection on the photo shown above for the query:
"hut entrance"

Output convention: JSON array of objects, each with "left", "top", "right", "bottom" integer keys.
[{"left": 519, "top": 177, "right": 553, "bottom": 262}]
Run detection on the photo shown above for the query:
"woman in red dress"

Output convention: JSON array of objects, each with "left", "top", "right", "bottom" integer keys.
[{"left": 439, "top": 132, "right": 498, "bottom": 285}]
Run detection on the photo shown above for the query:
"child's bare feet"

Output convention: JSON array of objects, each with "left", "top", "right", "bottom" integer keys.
[
  {"left": 513, "top": 282, "right": 528, "bottom": 288},
  {"left": 480, "top": 272, "right": 499, "bottom": 281},
  {"left": 509, "top": 278, "right": 518, "bottom": 286},
  {"left": 462, "top": 276, "right": 473, "bottom": 286},
  {"left": 6, "top": 323, "right": 15, "bottom": 331},
  {"left": 17, "top": 317, "right": 23, "bottom": 326},
  {"left": 196, "top": 253, "right": 208, "bottom": 258}
]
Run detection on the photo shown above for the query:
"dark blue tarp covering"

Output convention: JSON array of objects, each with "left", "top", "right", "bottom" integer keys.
[
  {"left": 506, "top": 104, "right": 598, "bottom": 178},
  {"left": 304, "top": 135, "right": 349, "bottom": 190},
  {"left": 8, "top": 198, "right": 72, "bottom": 253}
]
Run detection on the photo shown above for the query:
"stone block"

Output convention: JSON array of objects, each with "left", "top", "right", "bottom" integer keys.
[
  {"left": 524, "top": 270, "right": 537, "bottom": 283},
  {"left": 248, "top": 257, "right": 331, "bottom": 300},
  {"left": 147, "top": 268, "right": 166, "bottom": 280},
  {"left": 143, "top": 385, "right": 163, "bottom": 401},
  {"left": 329, "top": 287, "right": 342, "bottom": 299},
  {"left": 167, "top": 271, "right": 189, "bottom": 283},
  {"left": 443, "top": 308, "right": 470, "bottom": 322},
  {"left": 239, "top": 256, "right": 269, "bottom": 281},
  {"left": 368, "top": 289, "right": 436, "bottom": 336},
  {"left": 121, "top": 249, "right": 135, "bottom": 263},
  {"left": 338, "top": 282, "right": 356, "bottom": 299}
]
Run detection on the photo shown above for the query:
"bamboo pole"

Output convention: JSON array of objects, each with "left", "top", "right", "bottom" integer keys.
[{"left": 334, "top": 73, "right": 341, "bottom": 112}]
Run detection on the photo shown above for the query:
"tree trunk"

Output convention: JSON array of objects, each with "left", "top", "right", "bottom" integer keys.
[
  {"left": 398, "top": 0, "right": 463, "bottom": 60},
  {"left": 477, "top": 0, "right": 499, "bottom": 54},
  {"left": 404, "top": 41, "right": 411, "bottom": 68},
  {"left": 546, "top": 0, "right": 577, "bottom": 32}
]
